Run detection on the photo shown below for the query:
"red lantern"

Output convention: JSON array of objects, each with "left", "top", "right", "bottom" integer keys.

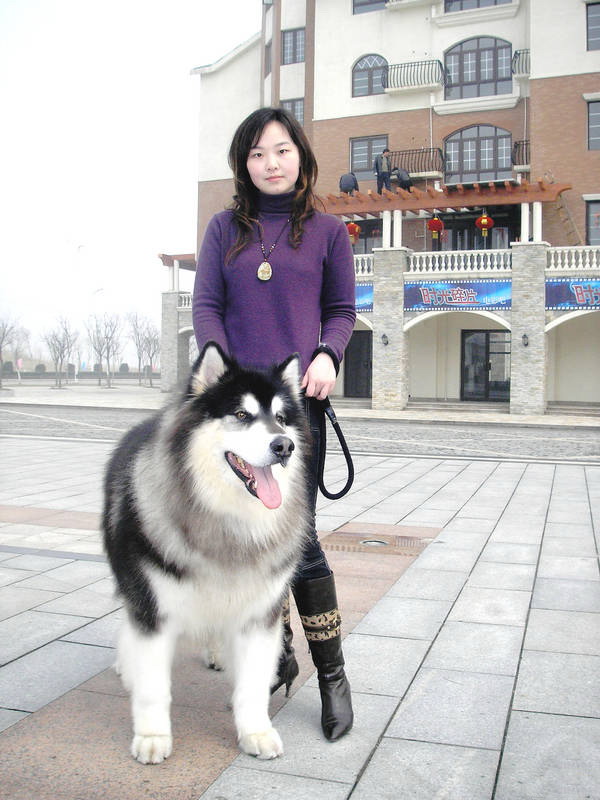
[
  {"left": 475, "top": 213, "right": 494, "bottom": 237},
  {"left": 346, "top": 222, "right": 361, "bottom": 244},
  {"left": 427, "top": 216, "right": 444, "bottom": 239}
]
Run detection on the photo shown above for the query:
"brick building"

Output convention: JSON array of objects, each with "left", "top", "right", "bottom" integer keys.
[{"left": 161, "top": 0, "right": 600, "bottom": 413}]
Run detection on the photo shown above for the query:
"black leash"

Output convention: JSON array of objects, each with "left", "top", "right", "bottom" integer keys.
[{"left": 316, "top": 398, "right": 354, "bottom": 500}]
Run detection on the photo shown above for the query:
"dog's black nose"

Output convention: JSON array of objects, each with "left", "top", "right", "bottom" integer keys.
[{"left": 270, "top": 436, "right": 295, "bottom": 466}]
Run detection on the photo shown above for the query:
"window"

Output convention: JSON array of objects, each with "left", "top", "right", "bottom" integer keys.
[
  {"left": 281, "top": 98, "right": 304, "bottom": 126},
  {"left": 445, "top": 0, "right": 511, "bottom": 10},
  {"left": 265, "top": 41, "right": 272, "bottom": 76},
  {"left": 445, "top": 125, "right": 512, "bottom": 183},
  {"left": 351, "top": 135, "right": 388, "bottom": 180},
  {"left": 281, "top": 28, "right": 305, "bottom": 65},
  {"left": 353, "top": 0, "right": 386, "bottom": 13},
  {"left": 587, "top": 201, "right": 600, "bottom": 246},
  {"left": 588, "top": 3, "right": 600, "bottom": 50},
  {"left": 445, "top": 37, "right": 512, "bottom": 100},
  {"left": 590, "top": 102, "right": 600, "bottom": 149},
  {"left": 352, "top": 54, "right": 388, "bottom": 97}
]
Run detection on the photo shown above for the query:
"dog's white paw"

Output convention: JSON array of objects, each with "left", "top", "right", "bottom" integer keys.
[
  {"left": 238, "top": 727, "right": 283, "bottom": 760},
  {"left": 131, "top": 734, "right": 173, "bottom": 764}
]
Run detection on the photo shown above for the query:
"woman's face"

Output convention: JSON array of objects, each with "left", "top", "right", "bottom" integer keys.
[{"left": 246, "top": 120, "right": 301, "bottom": 195}]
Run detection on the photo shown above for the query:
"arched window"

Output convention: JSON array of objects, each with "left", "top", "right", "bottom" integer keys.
[
  {"left": 445, "top": 37, "right": 512, "bottom": 100},
  {"left": 352, "top": 54, "right": 387, "bottom": 97},
  {"left": 445, "top": 125, "right": 512, "bottom": 183}
]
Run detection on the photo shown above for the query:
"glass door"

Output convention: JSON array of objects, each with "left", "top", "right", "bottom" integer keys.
[{"left": 461, "top": 330, "right": 510, "bottom": 401}]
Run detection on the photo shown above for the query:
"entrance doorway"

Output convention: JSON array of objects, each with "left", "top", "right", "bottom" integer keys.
[
  {"left": 461, "top": 330, "right": 511, "bottom": 401},
  {"left": 344, "top": 330, "right": 372, "bottom": 397}
]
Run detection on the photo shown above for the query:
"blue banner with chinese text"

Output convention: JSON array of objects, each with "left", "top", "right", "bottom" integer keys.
[{"left": 404, "top": 280, "right": 511, "bottom": 311}]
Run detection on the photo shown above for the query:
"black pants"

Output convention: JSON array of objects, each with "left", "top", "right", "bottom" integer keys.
[{"left": 293, "top": 397, "right": 331, "bottom": 582}]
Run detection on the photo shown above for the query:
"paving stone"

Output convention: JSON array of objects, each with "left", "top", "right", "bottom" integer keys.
[
  {"left": 386, "top": 566, "right": 467, "bottom": 601},
  {"left": 532, "top": 577, "right": 600, "bottom": 612},
  {"left": 480, "top": 542, "right": 539, "bottom": 565},
  {"left": 0, "top": 708, "right": 29, "bottom": 733},
  {"left": 495, "top": 712, "right": 600, "bottom": 800},
  {"left": 236, "top": 687, "right": 397, "bottom": 784},
  {"left": 406, "top": 545, "right": 481, "bottom": 573},
  {"left": 442, "top": 517, "right": 496, "bottom": 534},
  {"left": 0, "top": 566, "right": 38, "bottom": 587},
  {"left": 0, "top": 640, "right": 115, "bottom": 712},
  {"left": 0, "top": 586, "right": 62, "bottom": 621},
  {"left": 36, "top": 586, "right": 122, "bottom": 618},
  {"left": 0, "top": 610, "right": 88, "bottom": 664},
  {"left": 351, "top": 738, "right": 499, "bottom": 800},
  {"left": 541, "top": 535, "right": 598, "bottom": 557},
  {"left": 61, "top": 611, "right": 123, "bottom": 648},
  {"left": 537, "top": 555, "right": 599, "bottom": 581},
  {"left": 387, "top": 668, "right": 514, "bottom": 750},
  {"left": 200, "top": 769, "right": 351, "bottom": 800},
  {"left": 1, "top": 554, "right": 74, "bottom": 571},
  {"left": 524, "top": 608, "right": 600, "bottom": 656},
  {"left": 307, "top": 633, "right": 429, "bottom": 698},
  {"left": 468, "top": 561, "right": 536, "bottom": 591},
  {"left": 353, "top": 596, "right": 451, "bottom": 640},
  {"left": 448, "top": 586, "right": 531, "bottom": 627},
  {"left": 424, "top": 621, "right": 524, "bottom": 676},
  {"left": 514, "top": 650, "right": 600, "bottom": 717}
]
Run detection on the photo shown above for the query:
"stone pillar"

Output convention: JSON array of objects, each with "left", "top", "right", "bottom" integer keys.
[
  {"left": 393, "top": 210, "right": 403, "bottom": 247},
  {"left": 520, "top": 202, "right": 530, "bottom": 242},
  {"left": 510, "top": 241, "right": 549, "bottom": 415},
  {"left": 160, "top": 291, "right": 180, "bottom": 392},
  {"left": 532, "top": 201, "right": 543, "bottom": 242},
  {"left": 371, "top": 247, "right": 411, "bottom": 410},
  {"left": 382, "top": 210, "right": 392, "bottom": 249}
]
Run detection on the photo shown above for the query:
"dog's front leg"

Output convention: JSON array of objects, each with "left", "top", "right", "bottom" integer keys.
[
  {"left": 119, "top": 619, "right": 177, "bottom": 764},
  {"left": 232, "top": 623, "right": 283, "bottom": 759}
]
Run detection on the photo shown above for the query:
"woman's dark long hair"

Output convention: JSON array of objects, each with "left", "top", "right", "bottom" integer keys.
[{"left": 226, "top": 107, "right": 320, "bottom": 263}]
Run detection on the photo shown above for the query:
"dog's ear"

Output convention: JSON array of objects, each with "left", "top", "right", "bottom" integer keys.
[
  {"left": 277, "top": 353, "right": 302, "bottom": 399},
  {"left": 189, "top": 342, "right": 229, "bottom": 395}
]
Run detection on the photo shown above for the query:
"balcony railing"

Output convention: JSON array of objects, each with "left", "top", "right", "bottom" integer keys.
[
  {"left": 408, "top": 250, "right": 512, "bottom": 274},
  {"left": 512, "top": 49, "right": 530, "bottom": 76},
  {"left": 389, "top": 147, "right": 445, "bottom": 176},
  {"left": 512, "top": 139, "right": 530, "bottom": 166},
  {"left": 547, "top": 246, "right": 600, "bottom": 271},
  {"left": 382, "top": 59, "right": 447, "bottom": 91}
]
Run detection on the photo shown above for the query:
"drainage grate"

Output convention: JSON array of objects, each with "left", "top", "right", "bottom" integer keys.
[{"left": 321, "top": 532, "right": 431, "bottom": 556}]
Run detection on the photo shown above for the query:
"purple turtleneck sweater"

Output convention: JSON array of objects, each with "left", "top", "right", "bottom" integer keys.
[{"left": 193, "top": 192, "right": 356, "bottom": 373}]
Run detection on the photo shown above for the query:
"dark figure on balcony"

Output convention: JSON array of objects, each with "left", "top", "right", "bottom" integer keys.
[
  {"left": 373, "top": 149, "right": 392, "bottom": 193},
  {"left": 339, "top": 172, "right": 359, "bottom": 195},
  {"left": 392, "top": 167, "right": 413, "bottom": 191}
]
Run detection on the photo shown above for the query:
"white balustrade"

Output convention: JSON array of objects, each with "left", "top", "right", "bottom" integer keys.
[
  {"left": 407, "top": 249, "right": 512, "bottom": 274},
  {"left": 178, "top": 293, "right": 192, "bottom": 308},
  {"left": 547, "top": 246, "right": 600, "bottom": 271},
  {"left": 354, "top": 254, "right": 374, "bottom": 277}
]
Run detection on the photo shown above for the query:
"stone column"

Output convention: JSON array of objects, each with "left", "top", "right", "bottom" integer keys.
[
  {"left": 160, "top": 291, "right": 180, "bottom": 392},
  {"left": 532, "top": 201, "right": 543, "bottom": 242},
  {"left": 520, "top": 203, "right": 530, "bottom": 242},
  {"left": 509, "top": 241, "right": 549, "bottom": 415},
  {"left": 382, "top": 210, "right": 392, "bottom": 249},
  {"left": 393, "top": 210, "right": 403, "bottom": 247},
  {"left": 371, "top": 247, "right": 411, "bottom": 410}
]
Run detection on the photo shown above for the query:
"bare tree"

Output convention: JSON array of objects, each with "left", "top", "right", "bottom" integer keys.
[
  {"left": 142, "top": 321, "right": 160, "bottom": 388},
  {"left": 128, "top": 312, "right": 146, "bottom": 385},
  {"left": 85, "top": 314, "right": 122, "bottom": 388},
  {"left": 85, "top": 315, "right": 107, "bottom": 386},
  {"left": 11, "top": 327, "right": 31, "bottom": 383},
  {"left": 0, "top": 317, "right": 17, "bottom": 390},
  {"left": 43, "top": 318, "right": 78, "bottom": 388}
]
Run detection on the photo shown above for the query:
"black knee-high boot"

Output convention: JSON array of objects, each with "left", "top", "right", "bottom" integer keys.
[
  {"left": 270, "top": 594, "right": 299, "bottom": 696},
  {"left": 293, "top": 573, "right": 354, "bottom": 741}
]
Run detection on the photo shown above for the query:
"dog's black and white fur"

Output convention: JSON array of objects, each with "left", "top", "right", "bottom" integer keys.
[{"left": 103, "top": 343, "right": 310, "bottom": 764}]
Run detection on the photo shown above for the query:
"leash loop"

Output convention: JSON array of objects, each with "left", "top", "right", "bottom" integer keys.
[{"left": 316, "top": 398, "right": 354, "bottom": 500}]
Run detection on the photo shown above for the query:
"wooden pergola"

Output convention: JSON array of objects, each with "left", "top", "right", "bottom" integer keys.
[{"left": 319, "top": 178, "right": 572, "bottom": 217}]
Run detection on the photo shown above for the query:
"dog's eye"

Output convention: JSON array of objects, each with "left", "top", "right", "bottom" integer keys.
[
  {"left": 235, "top": 410, "right": 249, "bottom": 421},
  {"left": 275, "top": 413, "right": 286, "bottom": 426}
]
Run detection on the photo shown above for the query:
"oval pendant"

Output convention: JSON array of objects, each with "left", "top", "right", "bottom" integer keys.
[{"left": 257, "top": 261, "right": 272, "bottom": 281}]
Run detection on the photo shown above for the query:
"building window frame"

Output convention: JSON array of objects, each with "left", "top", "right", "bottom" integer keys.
[
  {"left": 445, "top": 0, "right": 511, "bottom": 10},
  {"left": 587, "top": 2, "right": 600, "bottom": 50},
  {"left": 445, "top": 36, "right": 512, "bottom": 100},
  {"left": 281, "top": 28, "right": 305, "bottom": 65},
  {"left": 350, "top": 135, "right": 388, "bottom": 181},
  {"left": 352, "top": 54, "right": 388, "bottom": 97},
  {"left": 353, "top": 0, "right": 386, "bottom": 13},
  {"left": 444, "top": 124, "right": 512, "bottom": 184},
  {"left": 281, "top": 98, "right": 304, "bottom": 126},
  {"left": 587, "top": 200, "right": 600, "bottom": 246},
  {"left": 589, "top": 101, "right": 600, "bottom": 150}
]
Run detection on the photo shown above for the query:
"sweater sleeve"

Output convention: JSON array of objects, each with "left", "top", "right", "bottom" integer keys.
[
  {"left": 320, "top": 217, "right": 357, "bottom": 364},
  {"left": 192, "top": 214, "right": 230, "bottom": 354}
]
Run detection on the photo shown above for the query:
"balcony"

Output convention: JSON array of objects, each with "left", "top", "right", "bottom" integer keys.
[
  {"left": 389, "top": 147, "right": 445, "bottom": 180},
  {"left": 512, "top": 139, "right": 530, "bottom": 172},
  {"left": 512, "top": 49, "right": 530, "bottom": 77},
  {"left": 382, "top": 60, "right": 446, "bottom": 93}
]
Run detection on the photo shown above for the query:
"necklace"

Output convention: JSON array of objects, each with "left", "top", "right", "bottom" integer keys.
[{"left": 257, "top": 217, "right": 291, "bottom": 281}]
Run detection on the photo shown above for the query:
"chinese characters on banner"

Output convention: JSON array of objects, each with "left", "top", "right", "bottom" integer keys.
[
  {"left": 404, "top": 281, "right": 511, "bottom": 311},
  {"left": 546, "top": 280, "right": 600, "bottom": 309}
]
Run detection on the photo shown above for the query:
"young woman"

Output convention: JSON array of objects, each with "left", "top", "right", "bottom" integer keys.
[{"left": 193, "top": 107, "right": 356, "bottom": 742}]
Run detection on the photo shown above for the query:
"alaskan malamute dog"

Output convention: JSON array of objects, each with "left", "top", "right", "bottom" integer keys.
[{"left": 103, "top": 343, "right": 310, "bottom": 764}]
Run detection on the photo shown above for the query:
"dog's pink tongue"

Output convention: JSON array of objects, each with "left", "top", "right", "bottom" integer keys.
[{"left": 253, "top": 465, "right": 282, "bottom": 509}]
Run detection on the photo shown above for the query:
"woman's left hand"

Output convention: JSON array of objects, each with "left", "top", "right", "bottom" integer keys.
[{"left": 301, "top": 353, "right": 337, "bottom": 400}]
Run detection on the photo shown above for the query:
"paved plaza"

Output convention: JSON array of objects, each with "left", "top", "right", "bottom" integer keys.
[{"left": 0, "top": 386, "right": 599, "bottom": 799}]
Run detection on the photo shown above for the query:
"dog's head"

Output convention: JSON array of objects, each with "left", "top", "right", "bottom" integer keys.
[{"left": 182, "top": 342, "right": 307, "bottom": 511}]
